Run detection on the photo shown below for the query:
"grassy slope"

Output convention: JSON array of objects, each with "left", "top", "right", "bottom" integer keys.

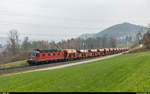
[
  {"left": 0, "top": 51, "right": 150, "bottom": 92},
  {"left": 0, "top": 60, "right": 27, "bottom": 69},
  {"left": 131, "top": 45, "right": 144, "bottom": 51}
]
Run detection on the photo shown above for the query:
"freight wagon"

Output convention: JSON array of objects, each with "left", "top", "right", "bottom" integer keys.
[{"left": 27, "top": 48, "right": 128, "bottom": 65}]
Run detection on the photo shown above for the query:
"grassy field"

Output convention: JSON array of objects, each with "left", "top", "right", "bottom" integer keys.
[{"left": 0, "top": 51, "right": 150, "bottom": 92}]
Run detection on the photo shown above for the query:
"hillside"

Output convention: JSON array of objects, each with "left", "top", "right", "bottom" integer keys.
[
  {"left": 80, "top": 22, "right": 148, "bottom": 41},
  {"left": 0, "top": 51, "right": 150, "bottom": 92}
]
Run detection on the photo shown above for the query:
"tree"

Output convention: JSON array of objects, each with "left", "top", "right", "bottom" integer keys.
[
  {"left": 21, "top": 37, "right": 31, "bottom": 51},
  {"left": 143, "top": 32, "right": 150, "bottom": 49},
  {"left": 7, "top": 30, "right": 20, "bottom": 55},
  {"left": 143, "top": 24, "right": 150, "bottom": 49},
  {"left": 110, "top": 37, "right": 117, "bottom": 48},
  {"left": 50, "top": 41, "right": 57, "bottom": 49}
]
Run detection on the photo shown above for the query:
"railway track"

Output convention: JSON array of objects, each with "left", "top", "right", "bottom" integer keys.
[
  {"left": 0, "top": 60, "right": 73, "bottom": 75},
  {"left": 0, "top": 56, "right": 101, "bottom": 75},
  {"left": 0, "top": 65, "right": 30, "bottom": 74},
  {"left": 0, "top": 51, "right": 129, "bottom": 75}
]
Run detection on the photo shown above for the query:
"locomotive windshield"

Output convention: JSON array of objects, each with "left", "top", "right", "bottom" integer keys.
[
  {"left": 31, "top": 53, "right": 37, "bottom": 57},
  {"left": 30, "top": 50, "right": 40, "bottom": 57}
]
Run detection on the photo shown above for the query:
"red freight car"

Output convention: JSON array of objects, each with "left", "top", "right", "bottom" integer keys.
[
  {"left": 76, "top": 50, "right": 83, "bottom": 59},
  {"left": 109, "top": 48, "right": 114, "bottom": 55},
  {"left": 116, "top": 48, "right": 119, "bottom": 53},
  {"left": 104, "top": 48, "right": 110, "bottom": 55},
  {"left": 61, "top": 49, "right": 77, "bottom": 61},
  {"left": 90, "top": 49, "right": 97, "bottom": 57},
  {"left": 113, "top": 48, "right": 117, "bottom": 54},
  {"left": 95, "top": 49, "right": 101, "bottom": 56},
  {"left": 79, "top": 50, "right": 89, "bottom": 58},
  {"left": 99, "top": 48, "right": 105, "bottom": 56},
  {"left": 87, "top": 49, "right": 93, "bottom": 57}
]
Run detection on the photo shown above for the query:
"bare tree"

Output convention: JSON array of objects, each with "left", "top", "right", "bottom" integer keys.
[
  {"left": 7, "top": 30, "right": 20, "bottom": 56},
  {"left": 21, "top": 37, "right": 31, "bottom": 50},
  {"left": 50, "top": 41, "right": 57, "bottom": 49},
  {"left": 143, "top": 24, "right": 150, "bottom": 49}
]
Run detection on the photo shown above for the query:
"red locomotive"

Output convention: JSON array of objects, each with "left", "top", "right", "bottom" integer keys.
[
  {"left": 27, "top": 48, "right": 128, "bottom": 65},
  {"left": 28, "top": 49, "right": 64, "bottom": 65}
]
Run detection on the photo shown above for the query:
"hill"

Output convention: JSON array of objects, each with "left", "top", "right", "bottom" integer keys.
[
  {"left": 80, "top": 22, "right": 148, "bottom": 41},
  {"left": 0, "top": 51, "right": 150, "bottom": 92}
]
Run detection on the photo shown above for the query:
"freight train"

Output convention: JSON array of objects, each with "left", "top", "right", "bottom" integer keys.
[{"left": 27, "top": 48, "right": 128, "bottom": 65}]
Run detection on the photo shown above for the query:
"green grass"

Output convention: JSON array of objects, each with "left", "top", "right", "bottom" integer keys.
[
  {"left": 0, "top": 51, "right": 150, "bottom": 92},
  {"left": 0, "top": 60, "right": 27, "bottom": 69}
]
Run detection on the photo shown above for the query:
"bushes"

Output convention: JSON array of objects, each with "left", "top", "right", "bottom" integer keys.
[
  {"left": 0, "top": 51, "right": 29, "bottom": 64},
  {"left": 143, "top": 32, "right": 150, "bottom": 49}
]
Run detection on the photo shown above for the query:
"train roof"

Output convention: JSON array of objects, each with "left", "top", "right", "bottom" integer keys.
[
  {"left": 62, "top": 49, "right": 77, "bottom": 53},
  {"left": 91, "top": 49, "right": 97, "bottom": 52},
  {"left": 99, "top": 49, "right": 105, "bottom": 51},
  {"left": 80, "top": 49, "right": 88, "bottom": 52},
  {"left": 34, "top": 49, "right": 61, "bottom": 53}
]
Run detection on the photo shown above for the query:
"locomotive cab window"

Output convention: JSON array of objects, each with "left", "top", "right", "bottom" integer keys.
[
  {"left": 53, "top": 53, "right": 55, "bottom": 56},
  {"left": 36, "top": 53, "right": 40, "bottom": 57},
  {"left": 58, "top": 53, "right": 60, "bottom": 56},
  {"left": 31, "top": 53, "right": 36, "bottom": 57}
]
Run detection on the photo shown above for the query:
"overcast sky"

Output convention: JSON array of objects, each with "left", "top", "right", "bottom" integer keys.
[{"left": 0, "top": 0, "right": 150, "bottom": 42}]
